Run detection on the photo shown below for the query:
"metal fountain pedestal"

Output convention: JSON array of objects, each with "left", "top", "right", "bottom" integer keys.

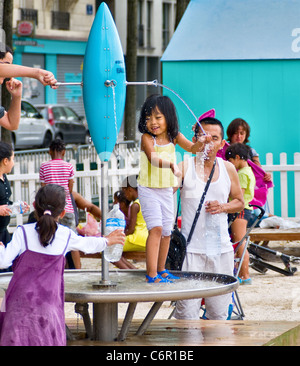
[
  {"left": 91, "top": 159, "right": 119, "bottom": 341},
  {"left": 65, "top": 269, "right": 239, "bottom": 342}
]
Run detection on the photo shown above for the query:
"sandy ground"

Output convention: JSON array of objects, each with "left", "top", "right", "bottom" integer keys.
[{"left": 65, "top": 240, "right": 300, "bottom": 322}]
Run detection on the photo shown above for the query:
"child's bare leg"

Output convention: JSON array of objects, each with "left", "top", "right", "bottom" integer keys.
[
  {"left": 157, "top": 235, "right": 171, "bottom": 274},
  {"left": 231, "top": 218, "right": 249, "bottom": 279},
  {"left": 235, "top": 240, "right": 250, "bottom": 279},
  {"left": 146, "top": 226, "right": 162, "bottom": 279},
  {"left": 71, "top": 250, "right": 81, "bottom": 269}
]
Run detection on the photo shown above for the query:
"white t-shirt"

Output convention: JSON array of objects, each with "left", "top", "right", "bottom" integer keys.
[{"left": 0, "top": 223, "right": 107, "bottom": 269}]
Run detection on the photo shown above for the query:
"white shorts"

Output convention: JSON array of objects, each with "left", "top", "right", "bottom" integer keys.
[
  {"left": 138, "top": 185, "right": 174, "bottom": 236},
  {"left": 174, "top": 251, "right": 234, "bottom": 320}
]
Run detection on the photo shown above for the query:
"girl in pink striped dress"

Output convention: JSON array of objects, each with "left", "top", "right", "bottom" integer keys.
[{"left": 39, "top": 139, "right": 81, "bottom": 268}]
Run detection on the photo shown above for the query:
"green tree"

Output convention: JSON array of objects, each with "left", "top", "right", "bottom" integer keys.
[{"left": 175, "top": 0, "right": 190, "bottom": 29}]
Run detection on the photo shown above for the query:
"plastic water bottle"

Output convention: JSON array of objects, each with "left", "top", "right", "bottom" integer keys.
[
  {"left": 205, "top": 212, "right": 221, "bottom": 256},
  {"left": 8, "top": 200, "right": 26, "bottom": 215},
  {"left": 103, "top": 204, "right": 126, "bottom": 262}
]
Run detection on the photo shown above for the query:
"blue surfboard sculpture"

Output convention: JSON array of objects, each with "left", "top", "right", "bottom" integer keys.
[{"left": 83, "top": 2, "right": 126, "bottom": 161}]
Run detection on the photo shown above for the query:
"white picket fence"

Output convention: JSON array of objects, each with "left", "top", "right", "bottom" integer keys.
[
  {"left": 263, "top": 152, "right": 300, "bottom": 218},
  {"left": 6, "top": 150, "right": 300, "bottom": 230}
]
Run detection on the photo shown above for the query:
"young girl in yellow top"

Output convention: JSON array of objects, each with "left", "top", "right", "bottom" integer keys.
[
  {"left": 137, "top": 94, "right": 202, "bottom": 283},
  {"left": 122, "top": 175, "right": 148, "bottom": 251},
  {"left": 110, "top": 176, "right": 148, "bottom": 270}
]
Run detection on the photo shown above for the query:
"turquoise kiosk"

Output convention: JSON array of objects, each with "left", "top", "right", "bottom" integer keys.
[{"left": 161, "top": 0, "right": 300, "bottom": 217}]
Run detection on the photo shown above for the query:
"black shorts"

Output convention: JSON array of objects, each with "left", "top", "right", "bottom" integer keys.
[{"left": 236, "top": 208, "right": 252, "bottom": 222}]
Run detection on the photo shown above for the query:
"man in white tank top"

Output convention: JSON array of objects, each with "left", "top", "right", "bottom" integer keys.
[{"left": 174, "top": 117, "right": 244, "bottom": 320}]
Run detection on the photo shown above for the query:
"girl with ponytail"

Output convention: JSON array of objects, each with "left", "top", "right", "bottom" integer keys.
[{"left": 0, "top": 184, "right": 125, "bottom": 346}]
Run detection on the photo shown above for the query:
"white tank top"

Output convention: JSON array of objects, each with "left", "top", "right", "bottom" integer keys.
[{"left": 180, "top": 156, "right": 233, "bottom": 254}]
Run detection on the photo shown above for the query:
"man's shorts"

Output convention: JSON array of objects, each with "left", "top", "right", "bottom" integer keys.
[{"left": 236, "top": 208, "right": 252, "bottom": 222}]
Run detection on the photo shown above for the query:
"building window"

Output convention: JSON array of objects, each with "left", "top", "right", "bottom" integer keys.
[
  {"left": 138, "top": 0, "right": 153, "bottom": 49},
  {"left": 51, "top": 11, "right": 70, "bottom": 30},
  {"left": 51, "top": 0, "right": 75, "bottom": 30},
  {"left": 146, "top": 1, "right": 152, "bottom": 48},
  {"left": 162, "top": 2, "right": 171, "bottom": 49},
  {"left": 20, "top": 8, "right": 38, "bottom": 26},
  {"left": 138, "top": 0, "right": 144, "bottom": 47}
]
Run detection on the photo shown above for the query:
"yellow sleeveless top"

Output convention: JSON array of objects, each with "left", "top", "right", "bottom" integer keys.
[
  {"left": 138, "top": 139, "right": 178, "bottom": 188},
  {"left": 125, "top": 199, "right": 148, "bottom": 248}
]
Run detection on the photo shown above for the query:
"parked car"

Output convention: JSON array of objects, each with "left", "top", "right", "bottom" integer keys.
[
  {"left": 11, "top": 100, "right": 54, "bottom": 150},
  {"left": 35, "top": 104, "right": 89, "bottom": 144}
]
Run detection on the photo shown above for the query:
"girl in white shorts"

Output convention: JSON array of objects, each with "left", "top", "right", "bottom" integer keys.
[{"left": 137, "top": 94, "right": 200, "bottom": 283}]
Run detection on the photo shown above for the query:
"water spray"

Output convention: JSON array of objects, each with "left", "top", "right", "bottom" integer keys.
[{"left": 54, "top": 79, "right": 206, "bottom": 135}]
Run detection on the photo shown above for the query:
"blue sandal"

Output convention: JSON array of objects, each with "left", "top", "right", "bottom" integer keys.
[
  {"left": 238, "top": 277, "right": 252, "bottom": 285},
  {"left": 146, "top": 274, "right": 173, "bottom": 283},
  {"left": 158, "top": 269, "right": 180, "bottom": 280}
]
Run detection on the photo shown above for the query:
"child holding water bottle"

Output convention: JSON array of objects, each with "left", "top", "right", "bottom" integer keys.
[
  {"left": 103, "top": 201, "right": 126, "bottom": 262},
  {"left": 137, "top": 94, "right": 203, "bottom": 283}
]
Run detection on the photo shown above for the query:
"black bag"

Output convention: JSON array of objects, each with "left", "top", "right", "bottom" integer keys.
[
  {"left": 166, "top": 224, "right": 186, "bottom": 271},
  {"left": 166, "top": 159, "right": 216, "bottom": 271}
]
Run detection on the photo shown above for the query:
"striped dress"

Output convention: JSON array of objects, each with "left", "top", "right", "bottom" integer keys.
[{"left": 39, "top": 159, "right": 75, "bottom": 213}]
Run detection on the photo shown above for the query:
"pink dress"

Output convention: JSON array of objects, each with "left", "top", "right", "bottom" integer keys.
[{"left": 0, "top": 226, "right": 70, "bottom": 346}]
